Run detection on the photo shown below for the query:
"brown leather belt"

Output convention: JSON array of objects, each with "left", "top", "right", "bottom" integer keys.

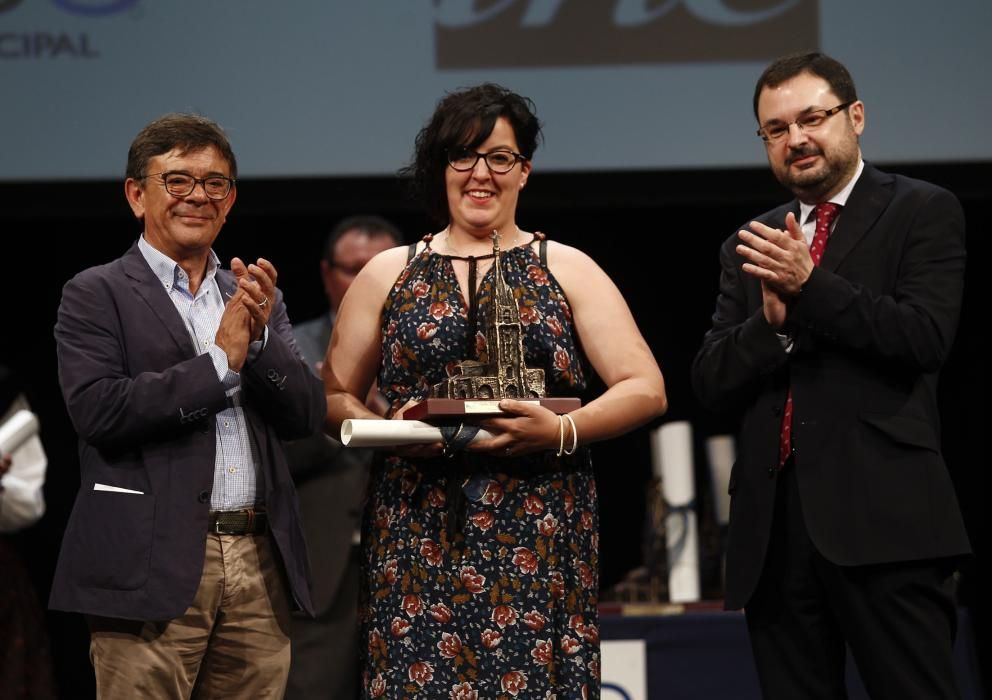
[{"left": 208, "top": 509, "right": 267, "bottom": 535}]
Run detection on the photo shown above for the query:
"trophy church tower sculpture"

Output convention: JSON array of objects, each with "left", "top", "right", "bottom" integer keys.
[
  {"left": 430, "top": 230, "right": 545, "bottom": 401},
  {"left": 403, "top": 229, "right": 579, "bottom": 421}
]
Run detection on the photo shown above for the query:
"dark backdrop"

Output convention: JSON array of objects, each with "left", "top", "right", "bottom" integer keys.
[{"left": 2, "top": 161, "right": 987, "bottom": 697}]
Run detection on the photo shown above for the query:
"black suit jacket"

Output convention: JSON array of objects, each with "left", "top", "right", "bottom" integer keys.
[
  {"left": 50, "top": 243, "right": 324, "bottom": 620},
  {"left": 283, "top": 314, "right": 372, "bottom": 614},
  {"left": 692, "top": 164, "right": 971, "bottom": 610}
]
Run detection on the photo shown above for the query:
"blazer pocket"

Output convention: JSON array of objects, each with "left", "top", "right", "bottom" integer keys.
[
  {"left": 859, "top": 412, "right": 939, "bottom": 452},
  {"left": 74, "top": 490, "right": 155, "bottom": 591}
]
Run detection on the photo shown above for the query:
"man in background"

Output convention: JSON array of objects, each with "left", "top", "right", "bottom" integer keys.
[
  {"left": 285, "top": 216, "right": 402, "bottom": 699},
  {"left": 693, "top": 53, "right": 970, "bottom": 698}
]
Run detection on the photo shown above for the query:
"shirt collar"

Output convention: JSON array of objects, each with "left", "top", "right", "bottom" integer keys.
[
  {"left": 799, "top": 158, "right": 865, "bottom": 226},
  {"left": 137, "top": 235, "right": 220, "bottom": 292}
]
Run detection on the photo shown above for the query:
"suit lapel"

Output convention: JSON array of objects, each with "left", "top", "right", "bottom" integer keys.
[
  {"left": 820, "top": 163, "right": 894, "bottom": 272},
  {"left": 786, "top": 200, "right": 801, "bottom": 228},
  {"left": 121, "top": 244, "right": 196, "bottom": 358},
  {"left": 215, "top": 268, "right": 237, "bottom": 301},
  {"left": 122, "top": 244, "right": 238, "bottom": 359}
]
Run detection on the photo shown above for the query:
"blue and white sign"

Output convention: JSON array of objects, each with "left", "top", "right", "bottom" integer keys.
[
  {"left": 602, "top": 639, "right": 648, "bottom": 700},
  {"left": 2, "top": 0, "right": 990, "bottom": 180}
]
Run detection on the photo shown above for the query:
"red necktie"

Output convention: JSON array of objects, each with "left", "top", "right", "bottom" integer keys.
[{"left": 777, "top": 202, "right": 842, "bottom": 468}]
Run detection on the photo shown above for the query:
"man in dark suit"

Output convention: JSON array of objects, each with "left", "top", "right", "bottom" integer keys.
[
  {"left": 51, "top": 113, "right": 325, "bottom": 698},
  {"left": 692, "top": 53, "right": 971, "bottom": 698},
  {"left": 284, "top": 216, "right": 401, "bottom": 699}
]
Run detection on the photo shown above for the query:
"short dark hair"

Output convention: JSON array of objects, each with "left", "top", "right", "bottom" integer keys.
[
  {"left": 126, "top": 113, "right": 237, "bottom": 181},
  {"left": 753, "top": 52, "right": 858, "bottom": 120},
  {"left": 400, "top": 83, "right": 542, "bottom": 225},
  {"left": 323, "top": 215, "right": 404, "bottom": 265}
]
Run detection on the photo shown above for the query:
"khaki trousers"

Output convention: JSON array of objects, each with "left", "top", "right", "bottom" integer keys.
[{"left": 89, "top": 533, "right": 291, "bottom": 699}]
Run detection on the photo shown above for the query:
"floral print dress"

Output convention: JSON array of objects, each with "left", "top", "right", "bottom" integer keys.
[{"left": 361, "top": 234, "right": 601, "bottom": 700}]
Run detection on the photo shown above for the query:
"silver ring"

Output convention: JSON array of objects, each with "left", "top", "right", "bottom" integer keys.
[{"left": 258, "top": 296, "right": 269, "bottom": 309}]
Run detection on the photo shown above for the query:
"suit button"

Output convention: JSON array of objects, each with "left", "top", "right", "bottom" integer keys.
[
  {"left": 198, "top": 490, "right": 210, "bottom": 503},
  {"left": 267, "top": 368, "right": 278, "bottom": 380},
  {"left": 767, "top": 467, "right": 776, "bottom": 477}
]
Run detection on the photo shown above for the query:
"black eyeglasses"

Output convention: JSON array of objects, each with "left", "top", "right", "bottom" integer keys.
[
  {"left": 757, "top": 102, "right": 855, "bottom": 143},
  {"left": 446, "top": 148, "right": 526, "bottom": 174},
  {"left": 139, "top": 171, "right": 236, "bottom": 200}
]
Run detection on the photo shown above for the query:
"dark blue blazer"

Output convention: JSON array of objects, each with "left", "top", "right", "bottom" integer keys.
[
  {"left": 51, "top": 243, "right": 324, "bottom": 620},
  {"left": 692, "top": 164, "right": 971, "bottom": 609}
]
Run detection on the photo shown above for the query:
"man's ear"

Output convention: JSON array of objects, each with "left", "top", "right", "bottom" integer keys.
[
  {"left": 849, "top": 100, "right": 865, "bottom": 137},
  {"left": 124, "top": 179, "right": 146, "bottom": 220}
]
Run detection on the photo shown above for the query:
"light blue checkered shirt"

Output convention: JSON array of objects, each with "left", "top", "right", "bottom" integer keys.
[{"left": 138, "top": 236, "right": 260, "bottom": 510}]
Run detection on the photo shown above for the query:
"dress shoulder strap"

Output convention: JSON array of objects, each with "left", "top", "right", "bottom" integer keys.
[
  {"left": 531, "top": 231, "right": 548, "bottom": 267},
  {"left": 408, "top": 233, "right": 435, "bottom": 262}
]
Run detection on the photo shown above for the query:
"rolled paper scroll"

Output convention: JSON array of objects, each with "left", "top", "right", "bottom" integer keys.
[
  {"left": 705, "top": 434, "right": 735, "bottom": 594},
  {"left": 341, "top": 419, "right": 496, "bottom": 448},
  {"left": 705, "top": 435, "right": 735, "bottom": 527},
  {"left": 0, "top": 410, "right": 40, "bottom": 456},
  {"left": 651, "top": 421, "right": 700, "bottom": 603}
]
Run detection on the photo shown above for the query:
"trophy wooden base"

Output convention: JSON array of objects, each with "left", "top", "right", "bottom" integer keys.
[{"left": 403, "top": 397, "right": 581, "bottom": 421}]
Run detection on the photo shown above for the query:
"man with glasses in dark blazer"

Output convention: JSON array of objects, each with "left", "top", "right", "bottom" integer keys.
[{"left": 52, "top": 113, "right": 324, "bottom": 698}]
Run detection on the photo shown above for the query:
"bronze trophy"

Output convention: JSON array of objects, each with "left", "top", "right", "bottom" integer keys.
[{"left": 404, "top": 230, "right": 580, "bottom": 421}]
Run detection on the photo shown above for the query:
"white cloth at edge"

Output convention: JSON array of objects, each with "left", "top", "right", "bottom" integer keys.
[{"left": 0, "top": 395, "right": 46, "bottom": 532}]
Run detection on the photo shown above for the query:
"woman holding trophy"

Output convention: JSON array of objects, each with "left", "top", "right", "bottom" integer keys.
[{"left": 323, "top": 83, "right": 666, "bottom": 698}]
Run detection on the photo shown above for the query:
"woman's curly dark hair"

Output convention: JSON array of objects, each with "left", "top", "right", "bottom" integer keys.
[{"left": 400, "top": 83, "right": 542, "bottom": 226}]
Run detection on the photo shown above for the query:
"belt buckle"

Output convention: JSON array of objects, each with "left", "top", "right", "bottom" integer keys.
[
  {"left": 211, "top": 507, "right": 267, "bottom": 535},
  {"left": 210, "top": 508, "right": 252, "bottom": 535}
]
